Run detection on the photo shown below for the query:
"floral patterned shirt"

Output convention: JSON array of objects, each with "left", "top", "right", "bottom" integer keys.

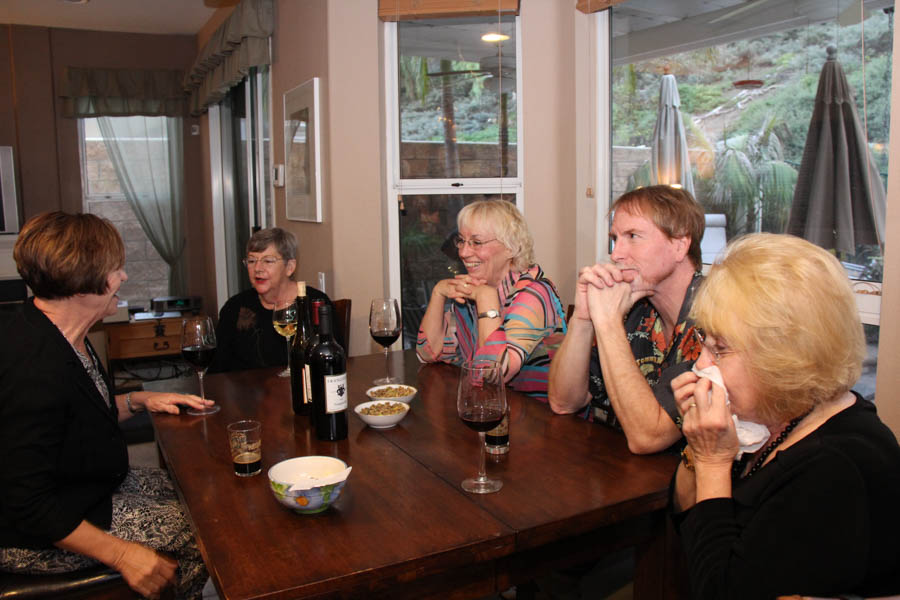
[
  {"left": 584, "top": 272, "right": 703, "bottom": 428},
  {"left": 416, "top": 265, "right": 567, "bottom": 399}
]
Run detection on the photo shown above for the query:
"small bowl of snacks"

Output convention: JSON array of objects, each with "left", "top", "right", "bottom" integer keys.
[
  {"left": 365, "top": 384, "right": 417, "bottom": 404},
  {"left": 268, "top": 456, "right": 351, "bottom": 514},
  {"left": 354, "top": 400, "right": 410, "bottom": 429}
]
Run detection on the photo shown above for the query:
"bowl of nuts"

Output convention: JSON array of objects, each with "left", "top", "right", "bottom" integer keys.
[
  {"left": 354, "top": 399, "right": 410, "bottom": 429},
  {"left": 365, "top": 384, "right": 417, "bottom": 404}
]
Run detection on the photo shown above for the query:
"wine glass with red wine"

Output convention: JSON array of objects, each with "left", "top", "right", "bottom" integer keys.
[
  {"left": 181, "top": 315, "right": 220, "bottom": 416},
  {"left": 369, "top": 298, "right": 401, "bottom": 384},
  {"left": 457, "top": 359, "right": 507, "bottom": 494}
]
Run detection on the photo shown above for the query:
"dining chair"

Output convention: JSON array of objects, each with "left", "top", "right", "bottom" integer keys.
[
  {"left": 0, "top": 565, "right": 139, "bottom": 599},
  {"left": 332, "top": 298, "right": 351, "bottom": 351}
]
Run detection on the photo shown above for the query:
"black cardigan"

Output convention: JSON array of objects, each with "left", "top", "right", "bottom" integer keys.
[
  {"left": 209, "top": 286, "right": 331, "bottom": 374},
  {"left": 0, "top": 299, "right": 128, "bottom": 549},
  {"left": 672, "top": 395, "right": 900, "bottom": 599}
]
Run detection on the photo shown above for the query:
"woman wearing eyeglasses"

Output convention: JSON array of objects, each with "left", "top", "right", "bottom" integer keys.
[
  {"left": 417, "top": 200, "right": 567, "bottom": 398},
  {"left": 209, "top": 228, "right": 330, "bottom": 373},
  {"left": 670, "top": 233, "right": 900, "bottom": 599}
]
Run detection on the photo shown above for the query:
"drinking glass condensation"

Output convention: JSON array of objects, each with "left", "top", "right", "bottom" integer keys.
[{"left": 227, "top": 420, "right": 262, "bottom": 477}]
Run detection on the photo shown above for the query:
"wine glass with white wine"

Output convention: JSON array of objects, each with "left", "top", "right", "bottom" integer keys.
[{"left": 272, "top": 300, "right": 298, "bottom": 377}]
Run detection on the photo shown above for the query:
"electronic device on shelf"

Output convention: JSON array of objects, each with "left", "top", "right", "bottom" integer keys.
[{"left": 150, "top": 296, "right": 202, "bottom": 316}]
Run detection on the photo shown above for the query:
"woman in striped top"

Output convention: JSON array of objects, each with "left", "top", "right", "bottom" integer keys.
[{"left": 416, "top": 200, "right": 566, "bottom": 398}]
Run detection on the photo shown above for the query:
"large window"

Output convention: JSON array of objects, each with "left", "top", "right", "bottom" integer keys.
[
  {"left": 608, "top": 0, "right": 892, "bottom": 400},
  {"left": 387, "top": 16, "right": 523, "bottom": 347},
  {"left": 79, "top": 118, "right": 169, "bottom": 310}
]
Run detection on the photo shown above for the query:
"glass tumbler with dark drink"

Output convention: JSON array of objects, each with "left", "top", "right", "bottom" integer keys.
[
  {"left": 485, "top": 412, "right": 510, "bottom": 455},
  {"left": 227, "top": 420, "right": 262, "bottom": 477},
  {"left": 181, "top": 315, "right": 220, "bottom": 416},
  {"left": 457, "top": 359, "right": 507, "bottom": 494},
  {"left": 369, "top": 298, "right": 401, "bottom": 384}
]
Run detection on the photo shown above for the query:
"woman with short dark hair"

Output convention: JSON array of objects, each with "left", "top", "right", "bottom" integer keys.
[
  {"left": 1, "top": 211, "right": 210, "bottom": 599},
  {"left": 671, "top": 233, "right": 900, "bottom": 599},
  {"left": 209, "top": 227, "right": 330, "bottom": 373}
]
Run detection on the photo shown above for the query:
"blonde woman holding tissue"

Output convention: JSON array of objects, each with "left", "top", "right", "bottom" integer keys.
[{"left": 670, "top": 233, "right": 900, "bottom": 600}]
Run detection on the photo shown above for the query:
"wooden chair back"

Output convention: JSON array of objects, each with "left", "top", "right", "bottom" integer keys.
[{"left": 333, "top": 298, "right": 351, "bottom": 351}]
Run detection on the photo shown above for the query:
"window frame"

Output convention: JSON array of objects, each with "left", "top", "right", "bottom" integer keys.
[{"left": 383, "top": 17, "right": 526, "bottom": 300}]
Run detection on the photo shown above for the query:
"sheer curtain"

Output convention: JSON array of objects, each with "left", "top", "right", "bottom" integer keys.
[{"left": 97, "top": 116, "right": 187, "bottom": 295}]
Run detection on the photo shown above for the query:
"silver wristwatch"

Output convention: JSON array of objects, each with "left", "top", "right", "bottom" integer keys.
[{"left": 477, "top": 309, "right": 501, "bottom": 319}]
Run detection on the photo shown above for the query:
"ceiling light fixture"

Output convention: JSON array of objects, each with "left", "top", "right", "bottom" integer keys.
[{"left": 481, "top": 32, "right": 509, "bottom": 42}]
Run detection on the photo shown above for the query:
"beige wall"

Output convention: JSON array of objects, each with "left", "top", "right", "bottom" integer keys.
[
  {"left": 875, "top": 14, "right": 900, "bottom": 437},
  {"left": 521, "top": 0, "right": 577, "bottom": 311}
]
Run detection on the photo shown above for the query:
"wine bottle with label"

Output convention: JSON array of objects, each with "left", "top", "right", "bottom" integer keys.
[
  {"left": 309, "top": 303, "right": 348, "bottom": 441},
  {"left": 304, "top": 298, "right": 326, "bottom": 422},
  {"left": 289, "top": 282, "right": 313, "bottom": 415}
]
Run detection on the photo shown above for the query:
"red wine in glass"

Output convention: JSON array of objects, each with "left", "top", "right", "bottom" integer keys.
[
  {"left": 181, "top": 315, "right": 220, "bottom": 416},
  {"left": 457, "top": 360, "right": 507, "bottom": 494},
  {"left": 369, "top": 299, "right": 401, "bottom": 385},
  {"left": 371, "top": 329, "right": 400, "bottom": 348},
  {"left": 182, "top": 345, "right": 216, "bottom": 370},
  {"left": 460, "top": 408, "right": 504, "bottom": 432}
]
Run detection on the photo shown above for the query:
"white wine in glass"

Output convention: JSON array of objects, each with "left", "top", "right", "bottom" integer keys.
[
  {"left": 181, "top": 315, "right": 220, "bottom": 416},
  {"left": 273, "top": 300, "right": 298, "bottom": 378},
  {"left": 369, "top": 298, "right": 401, "bottom": 385}
]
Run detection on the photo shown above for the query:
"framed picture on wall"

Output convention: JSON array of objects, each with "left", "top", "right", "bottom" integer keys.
[{"left": 284, "top": 78, "right": 322, "bottom": 223}]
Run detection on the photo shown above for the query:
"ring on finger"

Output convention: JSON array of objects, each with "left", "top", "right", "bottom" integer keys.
[{"left": 687, "top": 402, "right": 697, "bottom": 411}]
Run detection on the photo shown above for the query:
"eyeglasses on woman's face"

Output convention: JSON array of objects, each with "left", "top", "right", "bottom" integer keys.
[
  {"left": 242, "top": 256, "right": 285, "bottom": 268},
  {"left": 453, "top": 236, "right": 498, "bottom": 251},
  {"left": 693, "top": 328, "right": 736, "bottom": 364}
]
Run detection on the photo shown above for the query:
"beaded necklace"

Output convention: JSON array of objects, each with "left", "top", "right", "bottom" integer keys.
[{"left": 740, "top": 410, "right": 811, "bottom": 479}]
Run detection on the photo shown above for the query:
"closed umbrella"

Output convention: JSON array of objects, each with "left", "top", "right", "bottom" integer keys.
[
  {"left": 788, "top": 46, "right": 886, "bottom": 255},
  {"left": 650, "top": 70, "right": 695, "bottom": 196}
]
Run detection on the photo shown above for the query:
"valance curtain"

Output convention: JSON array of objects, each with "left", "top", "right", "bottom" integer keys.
[
  {"left": 60, "top": 68, "right": 186, "bottom": 118},
  {"left": 98, "top": 116, "right": 188, "bottom": 296},
  {"left": 575, "top": 0, "right": 629, "bottom": 13},
  {"left": 378, "top": 0, "right": 519, "bottom": 21},
  {"left": 183, "top": 0, "right": 274, "bottom": 116}
]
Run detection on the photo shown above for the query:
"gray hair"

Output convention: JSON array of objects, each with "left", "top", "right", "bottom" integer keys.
[{"left": 246, "top": 228, "right": 298, "bottom": 280}]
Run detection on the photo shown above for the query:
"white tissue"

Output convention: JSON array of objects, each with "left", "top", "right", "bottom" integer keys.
[{"left": 691, "top": 365, "right": 770, "bottom": 459}]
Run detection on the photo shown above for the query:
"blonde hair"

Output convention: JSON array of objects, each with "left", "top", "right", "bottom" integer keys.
[
  {"left": 457, "top": 200, "right": 535, "bottom": 272},
  {"left": 691, "top": 233, "right": 864, "bottom": 422}
]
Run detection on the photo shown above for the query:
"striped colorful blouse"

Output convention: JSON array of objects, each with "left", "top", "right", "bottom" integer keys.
[{"left": 416, "top": 265, "right": 567, "bottom": 399}]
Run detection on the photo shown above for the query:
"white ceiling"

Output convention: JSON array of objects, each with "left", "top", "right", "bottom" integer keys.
[{"left": 0, "top": 0, "right": 217, "bottom": 36}]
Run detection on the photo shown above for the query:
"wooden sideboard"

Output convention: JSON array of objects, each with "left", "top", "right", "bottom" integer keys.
[{"left": 104, "top": 317, "right": 183, "bottom": 362}]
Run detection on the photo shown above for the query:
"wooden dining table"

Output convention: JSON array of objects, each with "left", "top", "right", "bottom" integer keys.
[{"left": 147, "top": 350, "right": 683, "bottom": 600}]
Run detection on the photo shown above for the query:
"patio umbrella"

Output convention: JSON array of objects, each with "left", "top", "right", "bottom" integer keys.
[
  {"left": 787, "top": 46, "right": 886, "bottom": 255},
  {"left": 649, "top": 70, "right": 695, "bottom": 196}
]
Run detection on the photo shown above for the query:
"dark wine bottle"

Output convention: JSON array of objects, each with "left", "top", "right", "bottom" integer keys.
[
  {"left": 308, "top": 304, "right": 348, "bottom": 441},
  {"left": 303, "top": 298, "right": 326, "bottom": 419},
  {"left": 289, "top": 282, "right": 313, "bottom": 415}
]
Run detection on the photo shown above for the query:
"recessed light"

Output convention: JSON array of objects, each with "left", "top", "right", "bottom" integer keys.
[
  {"left": 481, "top": 33, "right": 510, "bottom": 43},
  {"left": 59, "top": 0, "right": 91, "bottom": 4}
]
